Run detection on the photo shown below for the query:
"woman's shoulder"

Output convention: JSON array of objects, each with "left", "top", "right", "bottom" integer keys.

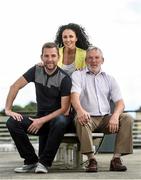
[
  {"left": 76, "top": 47, "right": 86, "bottom": 53},
  {"left": 59, "top": 47, "right": 64, "bottom": 53},
  {"left": 76, "top": 47, "right": 86, "bottom": 58}
]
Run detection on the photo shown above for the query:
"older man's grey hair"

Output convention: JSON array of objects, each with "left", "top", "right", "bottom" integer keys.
[{"left": 87, "top": 46, "right": 104, "bottom": 59}]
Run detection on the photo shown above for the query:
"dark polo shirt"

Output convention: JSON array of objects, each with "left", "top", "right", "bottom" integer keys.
[{"left": 23, "top": 65, "right": 72, "bottom": 116}]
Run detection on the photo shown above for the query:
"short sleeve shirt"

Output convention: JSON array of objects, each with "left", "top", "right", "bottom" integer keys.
[
  {"left": 71, "top": 67, "right": 122, "bottom": 116},
  {"left": 23, "top": 65, "right": 72, "bottom": 115}
]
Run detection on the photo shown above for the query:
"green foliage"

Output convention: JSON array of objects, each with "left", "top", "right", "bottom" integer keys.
[
  {"left": 0, "top": 101, "right": 37, "bottom": 115},
  {"left": 12, "top": 105, "right": 24, "bottom": 112},
  {"left": 24, "top": 101, "right": 37, "bottom": 112}
]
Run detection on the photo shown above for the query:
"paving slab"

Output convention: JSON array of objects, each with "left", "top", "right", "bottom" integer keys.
[{"left": 0, "top": 149, "right": 140, "bottom": 180}]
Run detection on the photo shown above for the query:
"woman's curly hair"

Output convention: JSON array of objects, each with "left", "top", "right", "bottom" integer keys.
[{"left": 55, "top": 23, "right": 91, "bottom": 50}]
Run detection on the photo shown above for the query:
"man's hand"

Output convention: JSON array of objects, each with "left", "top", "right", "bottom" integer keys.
[
  {"left": 108, "top": 114, "right": 119, "bottom": 133},
  {"left": 77, "top": 109, "right": 90, "bottom": 126},
  {"left": 5, "top": 110, "right": 23, "bottom": 121},
  {"left": 27, "top": 117, "right": 44, "bottom": 134}
]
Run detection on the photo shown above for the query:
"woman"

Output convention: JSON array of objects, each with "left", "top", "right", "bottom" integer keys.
[
  {"left": 55, "top": 23, "right": 91, "bottom": 75},
  {"left": 39, "top": 23, "right": 91, "bottom": 156},
  {"left": 38, "top": 23, "right": 91, "bottom": 74}
]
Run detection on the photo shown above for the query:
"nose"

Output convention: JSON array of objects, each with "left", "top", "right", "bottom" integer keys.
[
  {"left": 48, "top": 56, "right": 52, "bottom": 60},
  {"left": 44, "top": 56, "right": 52, "bottom": 62},
  {"left": 90, "top": 57, "right": 96, "bottom": 62},
  {"left": 65, "top": 37, "right": 71, "bottom": 42}
]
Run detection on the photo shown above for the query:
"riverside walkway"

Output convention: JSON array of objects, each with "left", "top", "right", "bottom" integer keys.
[{"left": 0, "top": 149, "right": 140, "bottom": 180}]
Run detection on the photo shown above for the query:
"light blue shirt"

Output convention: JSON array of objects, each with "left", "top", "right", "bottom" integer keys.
[{"left": 71, "top": 67, "right": 122, "bottom": 116}]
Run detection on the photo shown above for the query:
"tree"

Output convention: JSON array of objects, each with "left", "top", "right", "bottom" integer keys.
[
  {"left": 24, "top": 101, "right": 37, "bottom": 112},
  {"left": 12, "top": 105, "right": 23, "bottom": 112},
  {"left": 0, "top": 101, "right": 37, "bottom": 115}
]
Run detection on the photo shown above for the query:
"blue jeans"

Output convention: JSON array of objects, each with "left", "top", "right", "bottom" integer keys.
[{"left": 6, "top": 115, "right": 71, "bottom": 167}]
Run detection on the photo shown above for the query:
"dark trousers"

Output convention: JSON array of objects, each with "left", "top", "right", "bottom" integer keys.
[
  {"left": 39, "top": 114, "right": 76, "bottom": 156},
  {"left": 6, "top": 115, "right": 72, "bottom": 167}
]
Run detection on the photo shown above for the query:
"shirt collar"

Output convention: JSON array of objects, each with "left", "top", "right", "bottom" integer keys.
[
  {"left": 85, "top": 66, "right": 105, "bottom": 75},
  {"left": 43, "top": 66, "right": 59, "bottom": 77}
]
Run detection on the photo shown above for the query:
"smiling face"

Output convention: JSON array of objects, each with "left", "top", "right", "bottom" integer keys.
[
  {"left": 62, "top": 29, "right": 78, "bottom": 49},
  {"left": 41, "top": 47, "right": 59, "bottom": 73},
  {"left": 86, "top": 48, "right": 104, "bottom": 74}
]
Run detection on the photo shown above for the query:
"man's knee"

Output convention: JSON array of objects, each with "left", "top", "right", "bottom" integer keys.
[
  {"left": 120, "top": 113, "right": 133, "bottom": 127},
  {"left": 52, "top": 115, "right": 67, "bottom": 129},
  {"left": 6, "top": 117, "right": 17, "bottom": 130}
]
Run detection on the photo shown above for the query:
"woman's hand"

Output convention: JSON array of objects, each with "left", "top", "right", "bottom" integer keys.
[{"left": 37, "top": 61, "right": 44, "bottom": 67}]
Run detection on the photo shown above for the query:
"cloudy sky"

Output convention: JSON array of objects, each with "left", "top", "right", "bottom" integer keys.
[{"left": 0, "top": 0, "right": 141, "bottom": 111}]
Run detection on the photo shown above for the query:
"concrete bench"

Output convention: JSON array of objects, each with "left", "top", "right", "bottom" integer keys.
[{"left": 55, "top": 132, "right": 104, "bottom": 169}]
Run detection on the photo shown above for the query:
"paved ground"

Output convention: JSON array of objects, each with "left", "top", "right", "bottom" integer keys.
[{"left": 0, "top": 149, "right": 140, "bottom": 180}]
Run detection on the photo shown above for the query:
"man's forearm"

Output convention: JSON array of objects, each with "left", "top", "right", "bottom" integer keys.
[
  {"left": 5, "top": 76, "right": 28, "bottom": 113},
  {"left": 39, "top": 95, "right": 70, "bottom": 124},
  {"left": 113, "top": 99, "right": 125, "bottom": 117},
  {"left": 71, "top": 92, "right": 83, "bottom": 112},
  {"left": 39, "top": 108, "right": 66, "bottom": 124},
  {"left": 5, "top": 85, "right": 19, "bottom": 112}
]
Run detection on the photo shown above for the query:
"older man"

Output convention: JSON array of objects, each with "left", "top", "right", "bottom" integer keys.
[{"left": 71, "top": 46, "right": 133, "bottom": 172}]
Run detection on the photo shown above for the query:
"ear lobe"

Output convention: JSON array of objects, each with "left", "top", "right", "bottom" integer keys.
[{"left": 101, "top": 58, "right": 104, "bottom": 64}]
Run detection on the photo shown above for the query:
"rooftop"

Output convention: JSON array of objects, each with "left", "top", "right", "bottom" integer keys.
[{"left": 0, "top": 149, "right": 140, "bottom": 180}]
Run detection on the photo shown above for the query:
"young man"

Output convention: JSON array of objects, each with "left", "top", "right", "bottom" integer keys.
[
  {"left": 71, "top": 46, "right": 133, "bottom": 172},
  {"left": 5, "top": 42, "right": 72, "bottom": 173}
]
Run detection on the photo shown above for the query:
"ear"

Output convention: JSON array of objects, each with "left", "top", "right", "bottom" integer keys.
[
  {"left": 40, "top": 55, "right": 43, "bottom": 61},
  {"left": 102, "top": 57, "right": 104, "bottom": 64}
]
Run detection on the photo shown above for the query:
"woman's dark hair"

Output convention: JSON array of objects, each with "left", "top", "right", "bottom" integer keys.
[{"left": 55, "top": 23, "right": 91, "bottom": 50}]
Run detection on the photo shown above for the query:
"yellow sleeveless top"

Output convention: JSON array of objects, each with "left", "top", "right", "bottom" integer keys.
[{"left": 58, "top": 47, "right": 86, "bottom": 69}]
